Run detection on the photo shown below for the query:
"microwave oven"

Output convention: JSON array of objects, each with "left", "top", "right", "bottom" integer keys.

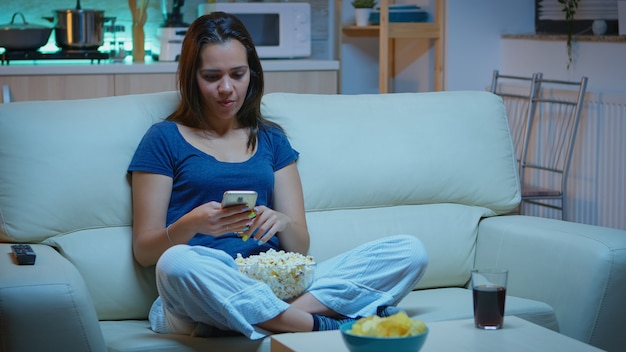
[{"left": 197, "top": 2, "right": 311, "bottom": 59}]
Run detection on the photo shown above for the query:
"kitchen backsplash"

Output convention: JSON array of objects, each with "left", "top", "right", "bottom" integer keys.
[{"left": 0, "top": 0, "right": 331, "bottom": 60}]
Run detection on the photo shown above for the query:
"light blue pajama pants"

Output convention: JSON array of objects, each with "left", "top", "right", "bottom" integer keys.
[{"left": 149, "top": 234, "right": 428, "bottom": 340}]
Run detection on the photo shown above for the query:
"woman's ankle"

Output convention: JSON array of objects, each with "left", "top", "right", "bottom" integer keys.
[{"left": 311, "top": 314, "right": 359, "bottom": 331}]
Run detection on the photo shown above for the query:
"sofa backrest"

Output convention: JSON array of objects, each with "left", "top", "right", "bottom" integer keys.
[
  {"left": 261, "top": 91, "right": 520, "bottom": 214},
  {"left": 0, "top": 92, "right": 179, "bottom": 243}
]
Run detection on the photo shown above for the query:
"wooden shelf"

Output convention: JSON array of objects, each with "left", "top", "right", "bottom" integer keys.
[
  {"left": 342, "top": 25, "right": 379, "bottom": 37},
  {"left": 343, "top": 23, "right": 441, "bottom": 39},
  {"left": 340, "top": 0, "right": 444, "bottom": 93}
]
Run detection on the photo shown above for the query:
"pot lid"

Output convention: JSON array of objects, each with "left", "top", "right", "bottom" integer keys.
[
  {"left": 1, "top": 12, "right": 51, "bottom": 30},
  {"left": 54, "top": 9, "right": 105, "bottom": 14}
]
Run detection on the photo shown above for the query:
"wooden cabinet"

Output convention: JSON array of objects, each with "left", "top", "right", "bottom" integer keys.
[
  {"left": 341, "top": 0, "right": 444, "bottom": 93},
  {"left": 114, "top": 73, "right": 177, "bottom": 96},
  {"left": 0, "top": 73, "right": 177, "bottom": 101},
  {"left": 115, "top": 71, "right": 338, "bottom": 96},
  {"left": 1, "top": 69, "right": 338, "bottom": 102},
  {"left": 0, "top": 75, "right": 114, "bottom": 101},
  {"left": 265, "top": 71, "right": 338, "bottom": 94}
]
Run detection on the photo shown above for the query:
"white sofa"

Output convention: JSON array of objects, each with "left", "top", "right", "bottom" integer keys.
[{"left": 1, "top": 91, "right": 624, "bottom": 352}]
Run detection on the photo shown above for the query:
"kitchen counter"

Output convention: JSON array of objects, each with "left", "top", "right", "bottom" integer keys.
[
  {"left": 0, "top": 59, "right": 340, "bottom": 76},
  {"left": 502, "top": 33, "right": 626, "bottom": 43},
  {"left": 0, "top": 58, "right": 340, "bottom": 101}
]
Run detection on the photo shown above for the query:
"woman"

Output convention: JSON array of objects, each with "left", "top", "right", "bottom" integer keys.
[{"left": 128, "top": 12, "right": 428, "bottom": 339}]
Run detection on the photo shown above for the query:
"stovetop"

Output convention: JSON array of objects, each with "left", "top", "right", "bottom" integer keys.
[{"left": 1, "top": 51, "right": 111, "bottom": 65}]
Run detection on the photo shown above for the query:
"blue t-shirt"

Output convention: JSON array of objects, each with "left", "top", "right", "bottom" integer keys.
[{"left": 128, "top": 120, "right": 299, "bottom": 258}]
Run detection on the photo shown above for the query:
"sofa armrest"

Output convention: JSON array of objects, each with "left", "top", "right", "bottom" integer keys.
[
  {"left": 475, "top": 216, "right": 626, "bottom": 352},
  {"left": 0, "top": 244, "right": 106, "bottom": 352}
]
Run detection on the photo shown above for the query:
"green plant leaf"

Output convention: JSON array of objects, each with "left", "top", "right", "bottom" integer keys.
[{"left": 351, "top": 0, "right": 376, "bottom": 8}]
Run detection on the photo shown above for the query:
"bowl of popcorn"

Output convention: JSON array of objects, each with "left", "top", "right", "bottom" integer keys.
[
  {"left": 340, "top": 312, "right": 429, "bottom": 352},
  {"left": 235, "top": 249, "right": 316, "bottom": 301}
]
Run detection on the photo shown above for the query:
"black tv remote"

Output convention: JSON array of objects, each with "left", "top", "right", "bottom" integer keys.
[{"left": 11, "top": 244, "right": 36, "bottom": 265}]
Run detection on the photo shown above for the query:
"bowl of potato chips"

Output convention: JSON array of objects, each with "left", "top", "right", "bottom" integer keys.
[{"left": 340, "top": 312, "right": 428, "bottom": 352}]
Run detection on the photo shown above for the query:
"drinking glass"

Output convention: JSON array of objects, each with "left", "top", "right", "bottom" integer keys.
[{"left": 471, "top": 268, "right": 508, "bottom": 330}]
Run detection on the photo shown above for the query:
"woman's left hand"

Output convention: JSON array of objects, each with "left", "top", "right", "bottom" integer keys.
[{"left": 244, "top": 206, "right": 291, "bottom": 244}]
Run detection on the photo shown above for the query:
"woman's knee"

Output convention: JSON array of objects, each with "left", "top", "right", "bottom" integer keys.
[
  {"left": 155, "top": 244, "right": 194, "bottom": 278},
  {"left": 156, "top": 244, "right": 236, "bottom": 279},
  {"left": 392, "top": 234, "right": 429, "bottom": 270}
]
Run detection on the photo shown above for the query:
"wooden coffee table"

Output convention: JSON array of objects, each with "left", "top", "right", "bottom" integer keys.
[{"left": 270, "top": 316, "right": 604, "bottom": 352}]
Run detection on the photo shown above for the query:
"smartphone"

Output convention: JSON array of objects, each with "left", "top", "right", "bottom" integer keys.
[{"left": 221, "top": 190, "right": 258, "bottom": 208}]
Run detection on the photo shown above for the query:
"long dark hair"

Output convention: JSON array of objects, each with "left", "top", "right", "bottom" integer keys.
[{"left": 167, "top": 12, "right": 279, "bottom": 150}]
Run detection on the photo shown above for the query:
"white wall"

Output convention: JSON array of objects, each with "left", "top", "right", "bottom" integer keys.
[
  {"left": 446, "top": 0, "right": 626, "bottom": 96},
  {"left": 500, "top": 39, "right": 626, "bottom": 94},
  {"left": 340, "top": 1, "right": 384, "bottom": 94},
  {"left": 445, "top": 0, "right": 534, "bottom": 91}
]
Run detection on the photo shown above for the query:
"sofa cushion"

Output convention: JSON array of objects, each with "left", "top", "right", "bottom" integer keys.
[
  {"left": 0, "top": 91, "right": 179, "bottom": 243},
  {"left": 306, "top": 203, "right": 491, "bottom": 289},
  {"left": 261, "top": 91, "right": 520, "bottom": 215},
  {"left": 44, "top": 227, "right": 158, "bottom": 320}
]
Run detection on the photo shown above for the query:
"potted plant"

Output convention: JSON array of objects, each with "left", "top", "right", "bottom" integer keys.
[
  {"left": 352, "top": 0, "right": 376, "bottom": 26},
  {"left": 558, "top": 0, "right": 580, "bottom": 69},
  {"left": 352, "top": 0, "right": 376, "bottom": 8}
]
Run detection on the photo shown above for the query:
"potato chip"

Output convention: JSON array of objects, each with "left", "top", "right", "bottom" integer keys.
[{"left": 349, "top": 312, "right": 426, "bottom": 338}]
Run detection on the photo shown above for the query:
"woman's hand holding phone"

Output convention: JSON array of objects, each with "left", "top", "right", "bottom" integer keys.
[
  {"left": 221, "top": 190, "right": 258, "bottom": 209},
  {"left": 243, "top": 206, "right": 291, "bottom": 246},
  {"left": 221, "top": 191, "right": 258, "bottom": 240}
]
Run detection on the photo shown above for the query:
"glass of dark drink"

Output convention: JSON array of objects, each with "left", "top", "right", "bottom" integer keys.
[{"left": 471, "top": 268, "right": 508, "bottom": 330}]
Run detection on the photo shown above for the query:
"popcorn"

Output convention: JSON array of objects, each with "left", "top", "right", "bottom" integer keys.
[{"left": 235, "top": 249, "right": 316, "bottom": 300}]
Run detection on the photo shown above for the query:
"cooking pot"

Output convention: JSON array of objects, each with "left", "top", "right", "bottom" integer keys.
[
  {"left": 43, "top": 0, "right": 112, "bottom": 50},
  {"left": 0, "top": 12, "right": 53, "bottom": 51}
]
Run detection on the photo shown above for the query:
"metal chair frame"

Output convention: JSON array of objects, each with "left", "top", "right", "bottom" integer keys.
[
  {"left": 490, "top": 70, "right": 543, "bottom": 169},
  {"left": 519, "top": 75, "right": 588, "bottom": 220}
]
